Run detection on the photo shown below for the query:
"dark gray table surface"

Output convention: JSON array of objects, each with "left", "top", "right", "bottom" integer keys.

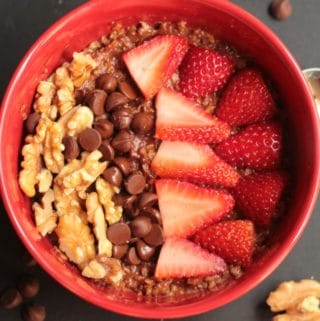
[{"left": 0, "top": 1, "right": 319, "bottom": 320}]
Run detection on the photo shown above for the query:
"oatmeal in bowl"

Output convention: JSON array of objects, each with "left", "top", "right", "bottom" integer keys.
[
  {"left": 18, "top": 20, "right": 289, "bottom": 299},
  {"left": 1, "top": 0, "right": 319, "bottom": 318}
]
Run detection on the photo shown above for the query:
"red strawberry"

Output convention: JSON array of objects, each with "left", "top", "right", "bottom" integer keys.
[
  {"left": 155, "top": 237, "right": 226, "bottom": 279},
  {"left": 123, "top": 35, "right": 188, "bottom": 99},
  {"left": 179, "top": 46, "right": 235, "bottom": 98},
  {"left": 216, "top": 68, "right": 277, "bottom": 126},
  {"left": 156, "top": 179, "right": 234, "bottom": 238},
  {"left": 215, "top": 122, "right": 282, "bottom": 169},
  {"left": 234, "top": 171, "right": 288, "bottom": 227},
  {"left": 194, "top": 220, "right": 256, "bottom": 267},
  {"left": 151, "top": 141, "right": 240, "bottom": 187},
  {"left": 155, "top": 87, "right": 231, "bottom": 144}
]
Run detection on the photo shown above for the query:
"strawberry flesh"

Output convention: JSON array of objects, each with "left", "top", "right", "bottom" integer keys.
[
  {"left": 179, "top": 46, "right": 235, "bottom": 98},
  {"left": 123, "top": 35, "right": 188, "bottom": 99},
  {"left": 216, "top": 68, "right": 277, "bottom": 127},
  {"left": 194, "top": 220, "right": 256, "bottom": 268},
  {"left": 215, "top": 122, "right": 282, "bottom": 169},
  {"left": 155, "top": 87, "right": 231, "bottom": 144},
  {"left": 156, "top": 179, "right": 234, "bottom": 238},
  {"left": 155, "top": 237, "right": 226, "bottom": 279},
  {"left": 234, "top": 171, "right": 288, "bottom": 227},
  {"left": 151, "top": 141, "right": 240, "bottom": 188}
]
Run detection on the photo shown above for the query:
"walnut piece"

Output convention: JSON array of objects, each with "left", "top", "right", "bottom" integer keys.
[
  {"left": 82, "top": 259, "right": 106, "bottom": 279},
  {"left": 37, "top": 169, "right": 53, "bottom": 193},
  {"left": 33, "top": 189, "right": 57, "bottom": 236},
  {"left": 56, "top": 212, "right": 96, "bottom": 267},
  {"left": 267, "top": 280, "right": 320, "bottom": 321},
  {"left": 55, "top": 151, "right": 107, "bottom": 199},
  {"left": 54, "top": 66, "right": 75, "bottom": 116},
  {"left": 33, "top": 80, "right": 57, "bottom": 120},
  {"left": 65, "top": 106, "right": 94, "bottom": 137},
  {"left": 98, "top": 256, "right": 123, "bottom": 284},
  {"left": 86, "top": 192, "right": 112, "bottom": 257},
  {"left": 69, "top": 52, "right": 97, "bottom": 88},
  {"left": 96, "top": 177, "right": 123, "bottom": 225},
  {"left": 19, "top": 138, "right": 41, "bottom": 197}
]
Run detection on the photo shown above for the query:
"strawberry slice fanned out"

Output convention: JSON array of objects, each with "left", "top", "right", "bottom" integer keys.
[
  {"left": 179, "top": 45, "right": 236, "bottom": 99},
  {"left": 155, "top": 87, "right": 231, "bottom": 144},
  {"left": 216, "top": 68, "right": 277, "bottom": 127},
  {"left": 234, "top": 171, "right": 288, "bottom": 227},
  {"left": 122, "top": 35, "right": 189, "bottom": 99},
  {"left": 155, "top": 237, "right": 226, "bottom": 279},
  {"left": 215, "top": 122, "right": 282, "bottom": 170},
  {"left": 156, "top": 179, "right": 234, "bottom": 238},
  {"left": 151, "top": 141, "right": 240, "bottom": 188},
  {"left": 194, "top": 220, "right": 256, "bottom": 268}
]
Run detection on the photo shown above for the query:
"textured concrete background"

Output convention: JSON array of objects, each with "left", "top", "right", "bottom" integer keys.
[{"left": 0, "top": 1, "right": 319, "bottom": 320}]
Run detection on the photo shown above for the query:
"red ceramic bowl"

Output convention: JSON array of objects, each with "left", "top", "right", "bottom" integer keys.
[{"left": 0, "top": 0, "right": 319, "bottom": 319}]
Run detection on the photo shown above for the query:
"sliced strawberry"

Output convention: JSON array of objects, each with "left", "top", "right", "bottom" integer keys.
[
  {"left": 156, "top": 179, "right": 234, "bottom": 238},
  {"left": 194, "top": 220, "right": 256, "bottom": 268},
  {"left": 179, "top": 45, "right": 235, "bottom": 99},
  {"left": 215, "top": 122, "right": 282, "bottom": 169},
  {"left": 155, "top": 237, "right": 226, "bottom": 279},
  {"left": 151, "top": 141, "right": 240, "bottom": 187},
  {"left": 216, "top": 68, "right": 277, "bottom": 127},
  {"left": 234, "top": 171, "right": 288, "bottom": 227},
  {"left": 155, "top": 87, "right": 231, "bottom": 144},
  {"left": 122, "top": 35, "right": 189, "bottom": 99}
]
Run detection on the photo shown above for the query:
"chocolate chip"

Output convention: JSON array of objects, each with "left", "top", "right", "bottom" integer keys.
[
  {"left": 74, "top": 89, "right": 87, "bottom": 105},
  {"left": 105, "top": 92, "right": 129, "bottom": 112},
  {"left": 115, "top": 194, "right": 137, "bottom": 209},
  {"left": 270, "top": 0, "right": 292, "bottom": 20},
  {"left": 142, "top": 208, "right": 162, "bottom": 224},
  {"left": 107, "top": 222, "right": 131, "bottom": 245},
  {"left": 127, "top": 247, "right": 141, "bottom": 265},
  {"left": 62, "top": 136, "right": 80, "bottom": 162},
  {"left": 25, "top": 113, "right": 41, "bottom": 135},
  {"left": 143, "top": 224, "right": 164, "bottom": 247},
  {"left": 21, "top": 303, "right": 46, "bottom": 321},
  {"left": 96, "top": 74, "right": 118, "bottom": 93},
  {"left": 78, "top": 128, "right": 102, "bottom": 152},
  {"left": 125, "top": 173, "right": 146, "bottom": 195},
  {"left": 21, "top": 251, "right": 37, "bottom": 267},
  {"left": 93, "top": 119, "right": 114, "bottom": 139},
  {"left": 138, "top": 193, "right": 158, "bottom": 209},
  {"left": 102, "top": 166, "right": 123, "bottom": 187},
  {"left": 118, "top": 81, "right": 138, "bottom": 100},
  {"left": 130, "top": 215, "right": 152, "bottom": 237},
  {"left": 17, "top": 274, "right": 40, "bottom": 299},
  {"left": 112, "top": 244, "right": 129, "bottom": 259},
  {"left": 0, "top": 288, "right": 23, "bottom": 309},
  {"left": 111, "top": 130, "right": 133, "bottom": 153},
  {"left": 86, "top": 89, "right": 107, "bottom": 116},
  {"left": 99, "top": 140, "right": 115, "bottom": 161},
  {"left": 113, "top": 157, "right": 131, "bottom": 176},
  {"left": 131, "top": 112, "right": 154, "bottom": 134},
  {"left": 110, "top": 108, "right": 133, "bottom": 129},
  {"left": 136, "top": 239, "right": 155, "bottom": 261}
]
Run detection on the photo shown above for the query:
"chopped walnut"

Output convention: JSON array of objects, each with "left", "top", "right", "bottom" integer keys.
[
  {"left": 19, "top": 138, "right": 41, "bottom": 197},
  {"left": 267, "top": 280, "right": 320, "bottom": 321},
  {"left": 82, "top": 259, "right": 106, "bottom": 279},
  {"left": 33, "top": 80, "right": 57, "bottom": 120},
  {"left": 37, "top": 169, "right": 53, "bottom": 193},
  {"left": 98, "top": 256, "right": 123, "bottom": 285},
  {"left": 54, "top": 66, "right": 75, "bottom": 115},
  {"left": 86, "top": 192, "right": 112, "bottom": 257},
  {"left": 33, "top": 189, "right": 57, "bottom": 236},
  {"left": 65, "top": 106, "right": 94, "bottom": 137},
  {"left": 96, "top": 177, "right": 122, "bottom": 225},
  {"left": 56, "top": 212, "right": 96, "bottom": 267},
  {"left": 43, "top": 120, "right": 64, "bottom": 173},
  {"left": 55, "top": 151, "right": 107, "bottom": 199},
  {"left": 69, "top": 52, "right": 97, "bottom": 88}
]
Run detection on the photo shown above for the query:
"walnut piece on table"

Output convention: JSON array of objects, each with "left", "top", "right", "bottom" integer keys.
[{"left": 267, "top": 280, "right": 320, "bottom": 321}]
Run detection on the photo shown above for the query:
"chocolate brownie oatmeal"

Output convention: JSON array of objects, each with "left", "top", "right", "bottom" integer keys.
[{"left": 18, "top": 21, "right": 289, "bottom": 300}]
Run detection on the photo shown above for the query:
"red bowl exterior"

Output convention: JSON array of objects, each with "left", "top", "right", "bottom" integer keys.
[{"left": 0, "top": 0, "right": 319, "bottom": 319}]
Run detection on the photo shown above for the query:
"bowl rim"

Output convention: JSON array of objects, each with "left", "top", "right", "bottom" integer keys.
[{"left": 1, "top": 0, "right": 319, "bottom": 318}]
